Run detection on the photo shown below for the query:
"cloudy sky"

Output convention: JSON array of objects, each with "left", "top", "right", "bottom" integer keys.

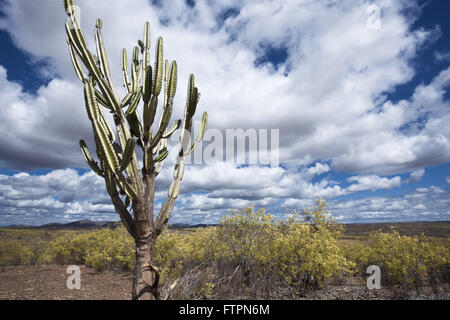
[{"left": 0, "top": 0, "right": 449, "bottom": 226}]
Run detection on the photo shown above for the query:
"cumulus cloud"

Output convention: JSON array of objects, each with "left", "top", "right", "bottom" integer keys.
[
  {"left": 0, "top": 65, "right": 93, "bottom": 170},
  {"left": 409, "top": 168, "right": 425, "bottom": 182},
  {"left": 346, "top": 175, "right": 402, "bottom": 192},
  {"left": 0, "top": 169, "right": 115, "bottom": 225},
  {"left": 331, "top": 184, "right": 450, "bottom": 223}
]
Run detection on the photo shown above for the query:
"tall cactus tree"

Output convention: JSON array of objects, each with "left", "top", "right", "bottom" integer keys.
[{"left": 63, "top": 0, "right": 207, "bottom": 300}]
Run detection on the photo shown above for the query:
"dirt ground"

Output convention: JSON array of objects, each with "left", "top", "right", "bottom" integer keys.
[
  {"left": 0, "top": 265, "right": 133, "bottom": 300},
  {"left": 0, "top": 265, "right": 447, "bottom": 300}
]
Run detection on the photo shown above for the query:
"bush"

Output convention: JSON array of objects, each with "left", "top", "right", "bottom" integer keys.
[
  {"left": 342, "top": 231, "right": 450, "bottom": 295},
  {"left": 273, "top": 222, "right": 353, "bottom": 296},
  {"left": 44, "top": 227, "right": 135, "bottom": 272},
  {"left": 271, "top": 199, "right": 353, "bottom": 296},
  {"left": 0, "top": 240, "right": 33, "bottom": 266},
  {"left": 201, "top": 201, "right": 353, "bottom": 298}
]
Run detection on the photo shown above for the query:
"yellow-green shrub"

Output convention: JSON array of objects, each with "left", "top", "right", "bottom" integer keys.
[
  {"left": 0, "top": 240, "right": 33, "bottom": 266},
  {"left": 216, "top": 207, "right": 277, "bottom": 269},
  {"left": 340, "top": 240, "right": 370, "bottom": 275},
  {"left": 273, "top": 222, "right": 353, "bottom": 294},
  {"left": 209, "top": 201, "right": 352, "bottom": 296},
  {"left": 44, "top": 227, "right": 135, "bottom": 272},
  {"left": 343, "top": 231, "right": 450, "bottom": 293},
  {"left": 154, "top": 230, "right": 185, "bottom": 280}
]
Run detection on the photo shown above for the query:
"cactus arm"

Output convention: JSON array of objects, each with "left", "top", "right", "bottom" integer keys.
[
  {"left": 67, "top": 39, "right": 87, "bottom": 82},
  {"left": 95, "top": 89, "right": 113, "bottom": 109},
  {"left": 125, "top": 88, "right": 143, "bottom": 116},
  {"left": 84, "top": 80, "right": 138, "bottom": 199},
  {"left": 65, "top": 12, "right": 120, "bottom": 113},
  {"left": 150, "top": 99, "right": 173, "bottom": 149},
  {"left": 121, "top": 49, "right": 132, "bottom": 93},
  {"left": 84, "top": 81, "right": 119, "bottom": 171},
  {"left": 163, "top": 60, "right": 169, "bottom": 108},
  {"left": 131, "top": 46, "right": 140, "bottom": 93},
  {"left": 142, "top": 35, "right": 162, "bottom": 172},
  {"left": 155, "top": 154, "right": 184, "bottom": 236},
  {"left": 154, "top": 149, "right": 168, "bottom": 163},
  {"left": 143, "top": 66, "right": 153, "bottom": 104},
  {"left": 151, "top": 61, "right": 177, "bottom": 148},
  {"left": 154, "top": 197, "right": 176, "bottom": 237},
  {"left": 104, "top": 171, "right": 136, "bottom": 238},
  {"left": 179, "top": 74, "right": 199, "bottom": 156},
  {"left": 65, "top": 21, "right": 85, "bottom": 64},
  {"left": 168, "top": 61, "right": 178, "bottom": 101},
  {"left": 154, "top": 74, "right": 203, "bottom": 236},
  {"left": 94, "top": 20, "right": 107, "bottom": 78},
  {"left": 185, "top": 112, "right": 208, "bottom": 155},
  {"left": 127, "top": 112, "right": 143, "bottom": 140},
  {"left": 121, "top": 92, "right": 134, "bottom": 108},
  {"left": 95, "top": 19, "right": 120, "bottom": 101},
  {"left": 143, "top": 95, "right": 158, "bottom": 143},
  {"left": 79, "top": 140, "right": 104, "bottom": 177},
  {"left": 97, "top": 106, "right": 116, "bottom": 143},
  {"left": 137, "top": 60, "right": 144, "bottom": 89},
  {"left": 152, "top": 37, "right": 164, "bottom": 97},
  {"left": 162, "top": 119, "right": 182, "bottom": 139},
  {"left": 142, "top": 22, "right": 151, "bottom": 99},
  {"left": 120, "top": 138, "right": 135, "bottom": 172},
  {"left": 95, "top": 21, "right": 114, "bottom": 85},
  {"left": 153, "top": 138, "right": 167, "bottom": 177}
]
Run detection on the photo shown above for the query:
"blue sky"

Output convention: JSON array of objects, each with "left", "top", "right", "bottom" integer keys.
[{"left": 0, "top": 0, "right": 449, "bottom": 226}]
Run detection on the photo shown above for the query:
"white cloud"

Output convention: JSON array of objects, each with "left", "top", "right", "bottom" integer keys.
[
  {"left": 346, "top": 175, "right": 402, "bottom": 192},
  {"left": 306, "top": 163, "right": 330, "bottom": 177},
  {"left": 0, "top": 169, "right": 116, "bottom": 225},
  {"left": 434, "top": 50, "right": 450, "bottom": 63},
  {"left": 331, "top": 189, "right": 449, "bottom": 223},
  {"left": 409, "top": 168, "right": 425, "bottom": 182}
]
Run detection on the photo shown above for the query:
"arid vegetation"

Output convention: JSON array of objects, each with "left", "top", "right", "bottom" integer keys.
[{"left": 0, "top": 199, "right": 449, "bottom": 299}]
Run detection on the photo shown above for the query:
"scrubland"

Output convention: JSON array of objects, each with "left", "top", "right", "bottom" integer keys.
[{"left": 1, "top": 199, "right": 449, "bottom": 300}]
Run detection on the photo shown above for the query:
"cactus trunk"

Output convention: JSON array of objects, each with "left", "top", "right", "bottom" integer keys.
[
  {"left": 133, "top": 236, "right": 158, "bottom": 300},
  {"left": 132, "top": 176, "right": 157, "bottom": 299}
]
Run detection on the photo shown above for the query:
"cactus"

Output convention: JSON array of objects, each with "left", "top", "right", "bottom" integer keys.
[{"left": 63, "top": 0, "right": 207, "bottom": 300}]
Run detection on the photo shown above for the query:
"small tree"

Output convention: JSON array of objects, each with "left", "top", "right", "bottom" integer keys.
[{"left": 63, "top": 0, "right": 207, "bottom": 299}]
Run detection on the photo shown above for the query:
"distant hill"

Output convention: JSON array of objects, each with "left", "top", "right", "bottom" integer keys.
[
  {"left": 169, "top": 223, "right": 213, "bottom": 229},
  {"left": 3, "top": 219, "right": 212, "bottom": 230},
  {"left": 3, "top": 220, "right": 449, "bottom": 238},
  {"left": 5, "top": 219, "right": 121, "bottom": 230}
]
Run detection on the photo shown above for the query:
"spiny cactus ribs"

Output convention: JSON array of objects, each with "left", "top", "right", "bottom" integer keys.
[{"left": 63, "top": 0, "right": 207, "bottom": 299}]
